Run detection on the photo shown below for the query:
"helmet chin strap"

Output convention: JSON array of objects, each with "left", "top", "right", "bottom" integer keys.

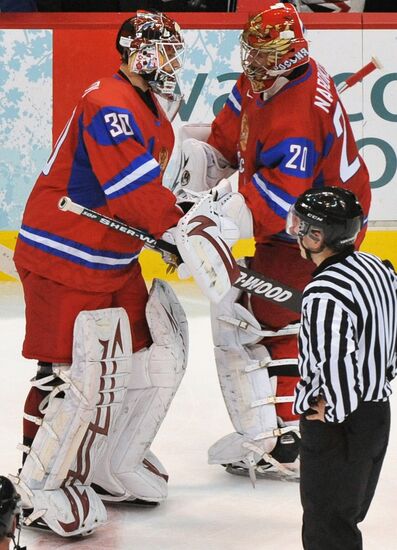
[{"left": 298, "top": 237, "right": 326, "bottom": 262}]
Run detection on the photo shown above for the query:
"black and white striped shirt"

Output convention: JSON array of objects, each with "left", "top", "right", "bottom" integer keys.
[{"left": 294, "top": 248, "right": 397, "bottom": 423}]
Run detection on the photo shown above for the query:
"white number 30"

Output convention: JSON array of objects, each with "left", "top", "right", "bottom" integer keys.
[{"left": 104, "top": 112, "right": 134, "bottom": 137}]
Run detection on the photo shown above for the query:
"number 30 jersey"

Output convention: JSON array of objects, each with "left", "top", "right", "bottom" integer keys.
[
  {"left": 14, "top": 74, "right": 182, "bottom": 292},
  {"left": 208, "top": 59, "right": 371, "bottom": 244}
]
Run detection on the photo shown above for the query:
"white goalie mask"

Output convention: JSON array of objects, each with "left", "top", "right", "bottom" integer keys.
[{"left": 116, "top": 10, "right": 185, "bottom": 99}]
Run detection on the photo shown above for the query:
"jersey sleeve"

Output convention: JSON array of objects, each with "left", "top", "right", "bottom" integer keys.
[
  {"left": 82, "top": 96, "right": 182, "bottom": 238},
  {"left": 207, "top": 76, "right": 243, "bottom": 168}
]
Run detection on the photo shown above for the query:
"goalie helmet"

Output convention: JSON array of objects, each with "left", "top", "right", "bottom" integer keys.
[
  {"left": 286, "top": 186, "right": 364, "bottom": 251},
  {"left": 116, "top": 10, "right": 185, "bottom": 97},
  {"left": 240, "top": 2, "right": 309, "bottom": 92},
  {"left": 0, "top": 476, "right": 20, "bottom": 540}
]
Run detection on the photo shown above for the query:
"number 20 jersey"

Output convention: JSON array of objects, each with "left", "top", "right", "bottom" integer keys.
[{"left": 208, "top": 59, "right": 371, "bottom": 243}]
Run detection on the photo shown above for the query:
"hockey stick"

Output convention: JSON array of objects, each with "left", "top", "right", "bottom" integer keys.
[
  {"left": 58, "top": 197, "right": 302, "bottom": 313},
  {"left": 337, "top": 57, "right": 382, "bottom": 93}
]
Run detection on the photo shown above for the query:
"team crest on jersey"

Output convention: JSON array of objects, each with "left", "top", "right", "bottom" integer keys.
[
  {"left": 158, "top": 147, "right": 169, "bottom": 173},
  {"left": 240, "top": 113, "right": 249, "bottom": 152}
]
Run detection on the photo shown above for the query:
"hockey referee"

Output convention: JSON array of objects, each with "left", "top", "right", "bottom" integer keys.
[{"left": 286, "top": 186, "right": 397, "bottom": 550}]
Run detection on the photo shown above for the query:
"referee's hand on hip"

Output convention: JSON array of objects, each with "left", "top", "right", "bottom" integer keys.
[{"left": 306, "top": 397, "right": 327, "bottom": 422}]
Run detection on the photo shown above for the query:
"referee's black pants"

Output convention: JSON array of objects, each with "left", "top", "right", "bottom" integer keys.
[{"left": 299, "top": 400, "right": 390, "bottom": 550}]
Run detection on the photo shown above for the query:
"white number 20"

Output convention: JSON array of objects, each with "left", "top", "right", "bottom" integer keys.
[
  {"left": 285, "top": 144, "right": 308, "bottom": 172},
  {"left": 333, "top": 101, "right": 360, "bottom": 183}
]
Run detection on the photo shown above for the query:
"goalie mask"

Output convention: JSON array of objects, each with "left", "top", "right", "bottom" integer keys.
[
  {"left": 116, "top": 11, "right": 185, "bottom": 98},
  {"left": 240, "top": 2, "right": 309, "bottom": 93},
  {"left": 286, "top": 187, "right": 364, "bottom": 253}
]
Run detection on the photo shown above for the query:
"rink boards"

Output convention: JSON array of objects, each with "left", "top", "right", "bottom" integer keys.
[{"left": 0, "top": 12, "right": 396, "bottom": 281}]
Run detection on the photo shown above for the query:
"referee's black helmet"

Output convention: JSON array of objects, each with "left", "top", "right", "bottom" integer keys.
[
  {"left": 0, "top": 476, "right": 20, "bottom": 539},
  {"left": 286, "top": 186, "right": 364, "bottom": 251}
]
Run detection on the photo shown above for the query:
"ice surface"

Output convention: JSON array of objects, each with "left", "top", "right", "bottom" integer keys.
[{"left": 0, "top": 281, "right": 396, "bottom": 549}]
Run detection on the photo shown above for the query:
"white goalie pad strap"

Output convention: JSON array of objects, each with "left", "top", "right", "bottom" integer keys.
[
  {"left": 253, "top": 425, "right": 300, "bottom": 442},
  {"left": 23, "top": 413, "right": 43, "bottom": 427},
  {"left": 175, "top": 194, "right": 240, "bottom": 304},
  {"left": 218, "top": 313, "right": 300, "bottom": 340},
  {"left": 91, "top": 279, "right": 188, "bottom": 502},
  {"left": 251, "top": 395, "right": 295, "bottom": 407},
  {"left": 245, "top": 358, "right": 298, "bottom": 373},
  {"left": 29, "top": 373, "right": 58, "bottom": 391}
]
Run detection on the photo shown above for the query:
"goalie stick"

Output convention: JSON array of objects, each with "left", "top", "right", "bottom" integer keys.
[{"left": 58, "top": 197, "right": 302, "bottom": 313}]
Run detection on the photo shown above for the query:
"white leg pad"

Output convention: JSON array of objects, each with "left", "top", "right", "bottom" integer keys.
[
  {"left": 15, "top": 307, "right": 133, "bottom": 536},
  {"left": 208, "top": 276, "right": 299, "bottom": 479},
  {"left": 208, "top": 343, "right": 280, "bottom": 460},
  {"left": 91, "top": 279, "right": 188, "bottom": 502}
]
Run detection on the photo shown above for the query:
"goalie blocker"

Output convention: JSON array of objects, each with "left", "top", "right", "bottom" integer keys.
[{"left": 12, "top": 279, "right": 188, "bottom": 537}]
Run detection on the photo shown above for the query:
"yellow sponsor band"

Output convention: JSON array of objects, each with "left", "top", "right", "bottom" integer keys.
[{"left": 1, "top": 231, "right": 396, "bottom": 282}]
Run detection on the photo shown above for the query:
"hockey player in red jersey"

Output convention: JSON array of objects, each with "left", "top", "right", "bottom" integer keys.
[
  {"left": 173, "top": 1, "right": 371, "bottom": 481},
  {"left": 12, "top": 11, "right": 189, "bottom": 537}
]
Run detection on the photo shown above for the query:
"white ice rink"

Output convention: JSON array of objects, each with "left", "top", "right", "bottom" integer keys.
[{"left": 1, "top": 281, "right": 396, "bottom": 550}]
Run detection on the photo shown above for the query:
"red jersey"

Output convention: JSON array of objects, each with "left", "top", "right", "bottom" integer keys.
[
  {"left": 208, "top": 59, "right": 371, "bottom": 244},
  {"left": 14, "top": 74, "right": 182, "bottom": 292}
]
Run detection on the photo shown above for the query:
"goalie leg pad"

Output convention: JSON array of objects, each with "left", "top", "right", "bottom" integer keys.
[
  {"left": 16, "top": 306, "right": 133, "bottom": 536},
  {"left": 208, "top": 274, "right": 300, "bottom": 479},
  {"left": 90, "top": 279, "right": 188, "bottom": 502}
]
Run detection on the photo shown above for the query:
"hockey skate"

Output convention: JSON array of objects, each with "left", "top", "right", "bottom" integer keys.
[{"left": 223, "top": 429, "right": 300, "bottom": 482}]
